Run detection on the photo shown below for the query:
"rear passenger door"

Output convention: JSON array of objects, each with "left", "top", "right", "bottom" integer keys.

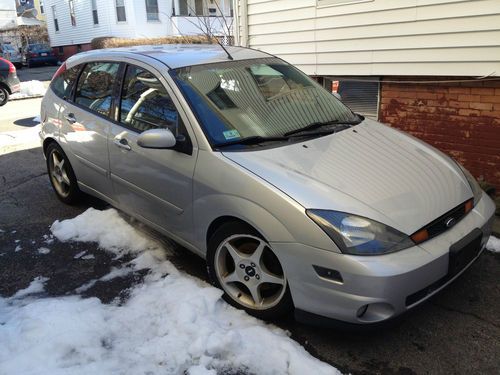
[
  {"left": 59, "top": 61, "right": 121, "bottom": 200},
  {"left": 108, "top": 63, "right": 197, "bottom": 240}
]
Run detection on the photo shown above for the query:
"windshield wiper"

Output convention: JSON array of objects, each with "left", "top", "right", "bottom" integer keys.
[
  {"left": 213, "top": 135, "right": 289, "bottom": 148},
  {"left": 284, "top": 116, "right": 363, "bottom": 137}
]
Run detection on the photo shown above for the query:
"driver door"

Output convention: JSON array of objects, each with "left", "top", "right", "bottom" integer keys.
[{"left": 108, "top": 63, "right": 197, "bottom": 240}]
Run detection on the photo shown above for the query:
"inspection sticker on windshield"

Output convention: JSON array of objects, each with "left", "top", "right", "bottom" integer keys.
[{"left": 223, "top": 129, "right": 241, "bottom": 140}]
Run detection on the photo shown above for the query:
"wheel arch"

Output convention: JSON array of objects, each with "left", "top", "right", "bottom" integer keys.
[
  {"left": 42, "top": 137, "right": 58, "bottom": 156},
  {"left": 0, "top": 81, "right": 11, "bottom": 94},
  {"left": 206, "top": 216, "right": 264, "bottom": 246}
]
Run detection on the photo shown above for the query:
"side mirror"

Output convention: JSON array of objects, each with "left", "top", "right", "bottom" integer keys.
[{"left": 137, "top": 128, "right": 177, "bottom": 149}]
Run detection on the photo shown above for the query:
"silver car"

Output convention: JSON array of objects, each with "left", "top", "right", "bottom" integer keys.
[{"left": 40, "top": 45, "right": 495, "bottom": 326}]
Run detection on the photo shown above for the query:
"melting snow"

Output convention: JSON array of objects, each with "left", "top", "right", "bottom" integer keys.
[
  {"left": 10, "top": 80, "right": 46, "bottom": 100},
  {"left": 37, "top": 247, "right": 51, "bottom": 255},
  {"left": 486, "top": 236, "right": 500, "bottom": 253},
  {"left": 0, "top": 208, "right": 340, "bottom": 375}
]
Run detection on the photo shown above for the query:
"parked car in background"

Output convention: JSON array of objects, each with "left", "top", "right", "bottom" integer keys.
[
  {"left": 0, "top": 57, "right": 20, "bottom": 106},
  {"left": 0, "top": 44, "right": 23, "bottom": 68},
  {"left": 40, "top": 45, "right": 495, "bottom": 326},
  {"left": 26, "top": 44, "right": 58, "bottom": 68}
]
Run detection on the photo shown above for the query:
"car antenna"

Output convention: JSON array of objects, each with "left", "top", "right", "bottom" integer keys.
[{"left": 214, "top": 38, "right": 233, "bottom": 60}]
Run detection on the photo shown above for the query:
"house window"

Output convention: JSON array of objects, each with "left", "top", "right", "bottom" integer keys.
[
  {"left": 51, "top": 6, "right": 59, "bottom": 32},
  {"left": 58, "top": 46, "right": 64, "bottom": 55},
  {"left": 146, "top": 0, "right": 160, "bottom": 21},
  {"left": 91, "top": 0, "right": 99, "bottom": 25},
  {"left": 116, "top": 0, "right": 127, "bottom": 22},
  {"left": 40, "top": 0, "right": 45, "bottom": 14},
  {"left": 69, "top": 0, "right": 76, "bottom": 26},
  {"left": 178, "top": 0, "right": 204, "bottom": 16}
]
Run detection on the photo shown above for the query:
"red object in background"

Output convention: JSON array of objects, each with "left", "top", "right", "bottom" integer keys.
[
  {"left": 0, "top": 57, "right": 16, "bottom": 73},
  {"left": 331, "top": 80, "right": 339, "bottom": 93}
]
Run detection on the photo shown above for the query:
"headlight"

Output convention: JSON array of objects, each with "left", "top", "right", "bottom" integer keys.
[
  {"left": 455, "top": 162, "right": 482, "bottom": 205},
  {"left": 306, "top": 210, "right": 414, "bottom": 255}
]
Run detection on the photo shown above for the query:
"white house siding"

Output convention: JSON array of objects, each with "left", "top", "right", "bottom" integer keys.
[
  {"left": 0, "top": 0, "right": 17, "bottom": 30},
  {"left": 236, "top": 0, "right": 500, "bottom": 77},
  {"left": 45, "top": 0, "right": 176, "bottom": 47}
]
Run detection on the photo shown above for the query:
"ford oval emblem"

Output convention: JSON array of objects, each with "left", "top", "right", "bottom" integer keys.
[{"left": 445, "top": 217, "right": 456, "bottom": 228}]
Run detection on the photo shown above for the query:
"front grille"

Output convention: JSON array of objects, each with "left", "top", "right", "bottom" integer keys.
[{"left": 412, "top": 200, "right": 471, "bottom": 241}]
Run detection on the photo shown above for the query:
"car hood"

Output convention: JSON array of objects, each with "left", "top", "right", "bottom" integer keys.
[{"left": 222, "top": 119, "right": 472, "bottom": 235}]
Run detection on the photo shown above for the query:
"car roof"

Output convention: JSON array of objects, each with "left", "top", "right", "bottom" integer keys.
[{"left": 66, "top": 44, "right": 274, "bottom": 69}]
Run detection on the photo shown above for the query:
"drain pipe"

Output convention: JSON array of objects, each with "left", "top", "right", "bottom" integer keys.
[{"left": 239, "top": 0, "right": 249, "bottom": 47}]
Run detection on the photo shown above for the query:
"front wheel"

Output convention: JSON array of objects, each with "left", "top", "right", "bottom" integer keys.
[
  {"left": 207, "top": 222, "right": 293, "bottom": 320},
  {"left": 0, "top": 86, "right": 9, "bottom": 106},
  {"left": 46, "top": 143, "right": 82, "bottom": 205}
]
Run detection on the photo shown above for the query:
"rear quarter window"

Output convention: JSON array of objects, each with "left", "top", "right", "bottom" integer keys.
[{"left": 51, "top": 65, "right": 81, "bottom": 100}]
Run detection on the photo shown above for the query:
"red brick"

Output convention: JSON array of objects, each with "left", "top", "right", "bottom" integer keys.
[
  {"left": 458, "top": 109, "right": 481, "bottom": 116},
  {"left": 495, "top": 88, "right": 500, "bottom": 96},
  {"left": 480, "top": 95, "right": 500, "bottom": 103},
  {"left": 469, "top": 102, "right": 493, "bottom": 111},
  {"left": 417, "top": 92, "right": 438, "bottom": 100},
  {"left": 471, "top": 87, "right": 495, "bottom": 95},
  {"left": 448, "top": 100, "right": 469, "bottom": 109},
  {"left": 457, "top": 94, "right": 481, "bottom": 102},
  {"left": 482, "top": 110, "right": 500, "bottom": 118},
  {"left": 449, "top": 87, "right": 470, "bottom": 94}
]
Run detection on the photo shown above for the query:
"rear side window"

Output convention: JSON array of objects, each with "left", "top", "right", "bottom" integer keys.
[
  {"left": 75, "top": 62, "right": 120, "bottom": 118},
  {"left": 50, "top": 65, "right": 80, "bottom": 100},
  {"left": 119, "top": 65, "right": 181, "bottom": 134}
]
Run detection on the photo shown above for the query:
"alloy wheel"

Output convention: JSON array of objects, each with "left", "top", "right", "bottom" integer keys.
[
  {"left": 49, "top": 150, "right": 71, "bottom": 198},
  {"left": 214, "top": 234, "right": 287, "bottom": 310}
]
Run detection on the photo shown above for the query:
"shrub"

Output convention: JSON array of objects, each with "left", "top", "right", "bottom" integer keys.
[{"left": 90, "top": 35, "right": 215, "bottom": 50}]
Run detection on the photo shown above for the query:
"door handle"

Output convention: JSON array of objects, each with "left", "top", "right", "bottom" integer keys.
[
  {"left": 113, "top": 137, "right": 131, "bottom": 151},
  {"left": 64, "top": 113, "right": 77, "bottom": 124}
]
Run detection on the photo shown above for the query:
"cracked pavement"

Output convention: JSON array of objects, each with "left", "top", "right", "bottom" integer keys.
[{"left": 1, "top": 108, "right": 499, "bottom": 374}]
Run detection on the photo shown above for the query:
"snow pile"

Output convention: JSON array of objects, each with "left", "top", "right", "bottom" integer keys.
[
  {"left": 486, "top": 236, "right": 500, "bottom": 253},
  {"left": 10, "top": 80, "right": 47, "bottom": 100},
  {"left": 0, "top": 208, "right": 340, "bottom": 375},
  {"left": 51, "top": 208, "right": 159, "bottom": 258},
  {"left": 0, "top": 118, "right": 41, "bottom": 154}
]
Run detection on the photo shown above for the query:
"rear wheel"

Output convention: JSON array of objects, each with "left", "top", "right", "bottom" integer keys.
[
  {"left": 46, "top": 143, "right": 82, "bottom": 205},
  {"left": 207, "top": 222, "right": 293, "bottom": 320},
  {"left": 0, "top": 86, "right": 9, "bottom": 106}
]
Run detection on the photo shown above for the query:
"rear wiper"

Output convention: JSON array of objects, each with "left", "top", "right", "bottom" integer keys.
[
  {"left": 213, "top": 135, "right": 289, "bottom": 148},
  {"left": 284, "top": 116, "right": 363, "bottom": 137}
]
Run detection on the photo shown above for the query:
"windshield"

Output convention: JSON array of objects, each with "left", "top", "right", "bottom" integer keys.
[
  {"left": 3, "top": 45, "right": 15, "bottom": 52},
  {"left": 170, "top": 58, "right": 357, "bottom": 147}
]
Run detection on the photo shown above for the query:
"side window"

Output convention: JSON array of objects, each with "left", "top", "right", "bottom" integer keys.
[
  {"left": 75, "top": 62, "right": 120, "bottom": 118},
  {"left": 120, "top": 65, "right": 182, "bottom": 135},
  {"left": 50, "top": 65, "right": 81, "bottom": 100}
]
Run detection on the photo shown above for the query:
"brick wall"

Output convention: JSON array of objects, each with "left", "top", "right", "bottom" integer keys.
[
  {"left": 51, "top": 43, "right": 92, "bottom": 62},
  {"left": 379, "top": 77, "right": 500, "bottom": 191}
]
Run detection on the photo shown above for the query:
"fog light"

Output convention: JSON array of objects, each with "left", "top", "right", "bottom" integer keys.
[
  {"left": 357, "top": 304, "right": 368, "bottom": 318},
  {"left": 357, "top": 302, "right": 395, "bottom": 323}
]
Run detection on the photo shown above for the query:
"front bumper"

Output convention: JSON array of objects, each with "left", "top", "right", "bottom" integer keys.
[{"left": 271, "top": 193, "right": 496, "bottom": 325}]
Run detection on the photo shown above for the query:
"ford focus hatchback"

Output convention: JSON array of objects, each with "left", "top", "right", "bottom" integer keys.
[{"left": 40, "top": 45, "right": 495, "bottom": 325}]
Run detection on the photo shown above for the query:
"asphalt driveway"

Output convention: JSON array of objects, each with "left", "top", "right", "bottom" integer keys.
[{"left": 0, "top": 144, "right": 498, "bottom": 375}]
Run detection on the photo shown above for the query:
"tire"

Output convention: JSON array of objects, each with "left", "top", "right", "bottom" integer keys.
[
  {"left": 46, "top": 142, "right": 82, "bottom": 205},
  {"left": 0, "top": 86, "right": 9, "bottom": 106},
  {"left": 207, "top": 222, "right": 293, "bottom": 320}
]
